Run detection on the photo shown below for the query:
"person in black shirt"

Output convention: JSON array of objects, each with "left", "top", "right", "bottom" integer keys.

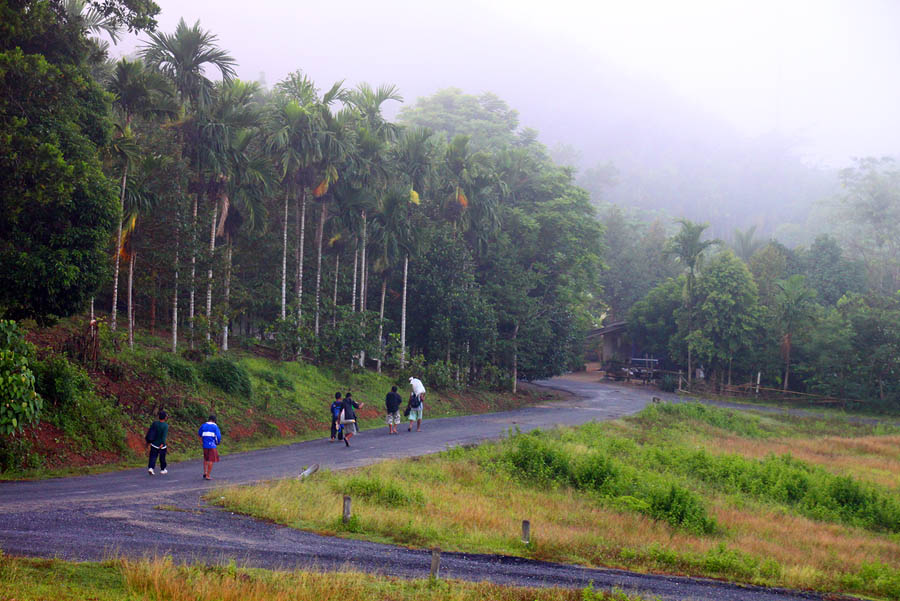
[
  {"left": 341, "top": 392, "right": 363, "bottom": 447},
  {"left": 329, "top": 392, "right": 343, "bottom": 442},
  {"left": 384, "top": 385, "right": 403, "bottom": 435}
]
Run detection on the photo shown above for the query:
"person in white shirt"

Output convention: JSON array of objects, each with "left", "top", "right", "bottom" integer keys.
[{"left": 407, "top": 377, "right": 426, "bottom": 432}]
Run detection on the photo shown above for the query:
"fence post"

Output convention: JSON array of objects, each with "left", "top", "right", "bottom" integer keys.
[
  {"left": 522, "top": 520, "right": 531, "bottom": 545},
  {"left": 756, "top": 371, "right": 761, "bottom": 395},
  {"left": 342, "top": 495, "right": 352, "bottom": 523},
  {"left": 430, "top": 547, "right": 441, "bottom": 579},
  {"left": 677, "top": 370, "right": 683, "bottom": 392}
]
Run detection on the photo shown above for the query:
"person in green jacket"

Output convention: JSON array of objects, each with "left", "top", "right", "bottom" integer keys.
[{"left": 146, "top": 410, "right": 169, "bottom": 475}]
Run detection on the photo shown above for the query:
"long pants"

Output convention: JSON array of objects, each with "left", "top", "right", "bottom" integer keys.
[
  {"left": 331, "top": 418, "right": 339, "bottom": 439},
  {"left": 149, "top": 445, "right": 167, "bottom": 470}
]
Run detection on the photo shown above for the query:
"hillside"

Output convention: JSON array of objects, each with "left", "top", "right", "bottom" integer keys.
[{"left": 0, "top": 316, "right": 563, "bottom": 479}]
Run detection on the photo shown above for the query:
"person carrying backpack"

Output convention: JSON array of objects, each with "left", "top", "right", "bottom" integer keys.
[
  {"left": 145, "top": 410, "right": 169, "bottom": 475},
  {"left": 407, "top": 376, "right": 426, "bottom": 432},
  {"left": 330, "top": 392, "right": 343, "bottom": 442}
]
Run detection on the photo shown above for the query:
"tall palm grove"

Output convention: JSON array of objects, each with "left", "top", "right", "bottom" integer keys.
[{"left": 27, "top": 15, "right": 604, "bottom": 391}]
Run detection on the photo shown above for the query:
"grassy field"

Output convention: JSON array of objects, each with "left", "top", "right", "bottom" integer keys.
[
  {"left": 0, "top": 554, "right": 645, "bottom": 601},
  {"left": 213, "top": 402, "right": 900, "bottom": 600}
]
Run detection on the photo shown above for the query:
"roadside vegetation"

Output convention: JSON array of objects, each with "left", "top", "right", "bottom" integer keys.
[
  {"left": 0, "top": 554, "right": 646, "bottom": 601},
  {"left": 214, "top": 403, "right": 900, "bottom": 600},
  {"left": 0, "top": 318, "right": 561, "bottom": 479}
]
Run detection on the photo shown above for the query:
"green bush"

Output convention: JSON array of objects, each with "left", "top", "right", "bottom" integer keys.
[
  {"left": 250, "top": 368, "right": 293, "bottom": 391},
  {"left": 154, "top": 353, "right": 198, "bottom": 386},
  {"left": 648, "top": 483, "right": 717, "bottom": 534},
  {"left": 658, "top": 374, "right": 677, "bottom": 393},
  {"left": 340, "top": 475, "right": 424, "bottom": 507},
  {"left": 499, "top": 430, "right": 718, "bottom": 534},
  {"left": 664, "top": 446, "right": 900, "bottom": 533},
  {"left": 0, "top": 320, "right": 42, "bottom": 435},
  {"left": 639, "top": 402, "right": 765, "bottom": 438},
  {"left": 201, "top": 358, "right": 252, "bottom": 396},
  {"left": 31, "top": 356, "right": 126, "bottom": 452}
]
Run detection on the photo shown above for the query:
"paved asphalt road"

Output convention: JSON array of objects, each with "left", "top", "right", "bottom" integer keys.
[{"left": 0, "top": 377, "right": 859, "bottom": 601}]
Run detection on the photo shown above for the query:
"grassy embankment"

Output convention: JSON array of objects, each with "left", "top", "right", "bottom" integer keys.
[
  {"left": 214, "top": 402, "right": 900, "bottom": 601},
  {"left": 0, "top": 554, "right": 645, "bottom": 601},
  {"left": 2, "top": 318, "right": 560, "bottom": 479}
]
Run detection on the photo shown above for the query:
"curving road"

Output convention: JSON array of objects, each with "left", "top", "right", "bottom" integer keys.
[{"left": 0, "top": 377, "right": 859, "bottom": 601}]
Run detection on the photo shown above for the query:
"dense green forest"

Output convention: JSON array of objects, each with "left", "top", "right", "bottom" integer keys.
[
  {"left": 3, "top": 0, "right": 900, "bottom": 443},
  {"left": 0, "top": 0, "right": 602, "bottom": 436}
]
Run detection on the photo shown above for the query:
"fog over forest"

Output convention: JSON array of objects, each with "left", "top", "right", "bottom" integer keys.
[{"left": 111, "top": 0, "right": 900, "bottom": 241}]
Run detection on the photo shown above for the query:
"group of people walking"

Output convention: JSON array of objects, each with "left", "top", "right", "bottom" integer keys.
[
  {"left": 331, "top": 376, "right": 427, "bottom": 445},
  {"left": 143, "top": 376, "right": 427, "bottom": 476}
]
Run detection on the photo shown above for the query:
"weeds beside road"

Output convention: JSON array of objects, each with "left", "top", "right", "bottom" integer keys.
[{"left": 215, "top": 402, "right": 900, "bottom": 600}]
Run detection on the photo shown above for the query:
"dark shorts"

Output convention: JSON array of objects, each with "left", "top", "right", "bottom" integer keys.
[{"left": 203, "top": 447, "right": 220, "bottom": 462}]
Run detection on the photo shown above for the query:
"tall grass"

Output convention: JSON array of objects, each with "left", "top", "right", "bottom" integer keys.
[
  {"left": 215, "top": 403, "right": 900, "bottom": 600},
  {"left": 0, "top": 554, "right": 644, "bottom": 601}
]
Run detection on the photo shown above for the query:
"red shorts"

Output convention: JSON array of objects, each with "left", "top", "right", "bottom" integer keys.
[{"left": 203, "top": 447, "right": 220, "bottom": 462}]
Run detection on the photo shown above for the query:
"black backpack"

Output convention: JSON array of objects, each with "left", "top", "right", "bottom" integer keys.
[
  {"left": 145, "top": 422, "right": 157, "bottom": 444},
  {"left": 409, "top": 393, "right": 421, "bottom": 408}
]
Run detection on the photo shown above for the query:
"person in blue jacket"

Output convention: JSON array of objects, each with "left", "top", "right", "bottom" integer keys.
[{"left": 198, "top": 415, "right": 222, "bottom": 480}]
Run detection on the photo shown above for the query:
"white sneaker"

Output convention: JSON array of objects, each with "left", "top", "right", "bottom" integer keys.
[
  {"left": 148, "top": 468, "right": 155, "bottom": 475},
  {"left": 160, "top": 469, "right": 168, "bottom": 475}
]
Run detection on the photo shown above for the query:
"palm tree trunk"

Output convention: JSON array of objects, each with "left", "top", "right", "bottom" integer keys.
[
  {"left": 783, "top": 333, "right": 791, "bottom": 391},
  {"left": 111, "top": 162, "right": 128, "bottom": 332},
  {"left": 359, "top": 210, "right": 367, "bottom": 312},
  {"left": 189, "top": 195, "right": 198, "bottom": 348},
  {"left": 400, "top": 254, "right": 408, "bottom": 368},
  {"left": 332, "top": 253, "right": 339, "bottom": 327},
  {"left": 280, "top": 191, "right": 289, "bottom": 320},
  {"left": 172, "top": 240, "right": 179, "bottom": 353},
  {"left": 511, "top": 322, "right": 518, "bottom": 394},
  {"left": 296, "top": 188, "right": 306, "bottom": 323},
  {"left": 127, "top": 252, "right": 135, "bottom": 350},
  {"left": 376, "top": 275, "right": 386, "bottom": 373},
  {"left": 314, "top": 200, "right": 327, "bottom": 336},
  {"left": 206, "top": 200, "right": 217, "bottom": 341},
  {"left": 351, "top": 241, "right": 358, "bottom": 312},
  {"left": 149, "top": 270, "right": 157, "bottom": 335},
  {"left": 358, "top": 210, "right": 369, "bottom": 368},
  {"left": 222, "top": 237, "right": 232, "bottom": 351}
]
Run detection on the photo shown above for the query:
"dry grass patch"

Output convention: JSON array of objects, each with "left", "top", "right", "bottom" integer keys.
[
  {"left": 214, "top": 404, "right": 900, "bottom": 600},
  {"left": 0, "top": 554, "right": 644, "bottom": 601}
]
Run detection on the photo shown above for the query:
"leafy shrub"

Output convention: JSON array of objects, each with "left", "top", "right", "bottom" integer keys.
[
  {"left": 658, "top": 374, "right": 677, "bottom": 393},
  {"left": 639, "top": 402, "right": 765, "bottom": 438},
  {"left": 503, "top": 433, "right": 573, "bottom": 485},
  {"left": 154, "top": 353, "right": 198, "bottom": 386},
  {"left": 648, "top": 484, "right": 717, "bottom": 534},
  {"left": 477, "top": 363, "right": 511, "bottom": 391},
  {"left": 181, "top": 348, "right": 204, "bottom": 363},
  {"left": 424, "top": 360, "right": 457, "bottom": 391},
  {"left": 498, "top": 429, "right": 719, "bottom": 534},
  {"left": 201, "top": 358, "right": 252, "bottom": 396},
  {"left": 0, "top": 320, "right": 42, "bottom": 434},
  {"left": 31, "top": 356, "right": 126, "bottom": 452},
  {"left": 340, "top": 475, "right": 424, "bottom": 506},
  {"left": 172, "top": 400, "right": 208, "bottom": 424},
  {"left": 250, "top": 368, "right": 293, "bottom": 391},
  {"left": 665, "top": 446, "right": 900, "bottom": 533}
]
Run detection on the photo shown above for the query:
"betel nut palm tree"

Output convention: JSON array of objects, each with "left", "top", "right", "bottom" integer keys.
[
  {"left": 141, "top": 18, "right": 236, "bottom": 350},
  {"left": 666, "top": 219, "right": 719, "bottom": 386}
]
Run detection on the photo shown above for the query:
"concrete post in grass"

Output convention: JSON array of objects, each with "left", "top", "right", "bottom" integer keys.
[
  {"left": 342, "top": 495, "right": 351, "bottom": 523},
  {"left": 430, "top": 547, "right": 441, "bottom": 579},
  {"left": 522, "top": 520, "right": 531, "bottom": 545}
]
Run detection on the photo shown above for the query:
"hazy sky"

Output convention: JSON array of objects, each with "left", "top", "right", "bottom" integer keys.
[{"left": 113, "top": 0, "right": 900, "bottom": 166}]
